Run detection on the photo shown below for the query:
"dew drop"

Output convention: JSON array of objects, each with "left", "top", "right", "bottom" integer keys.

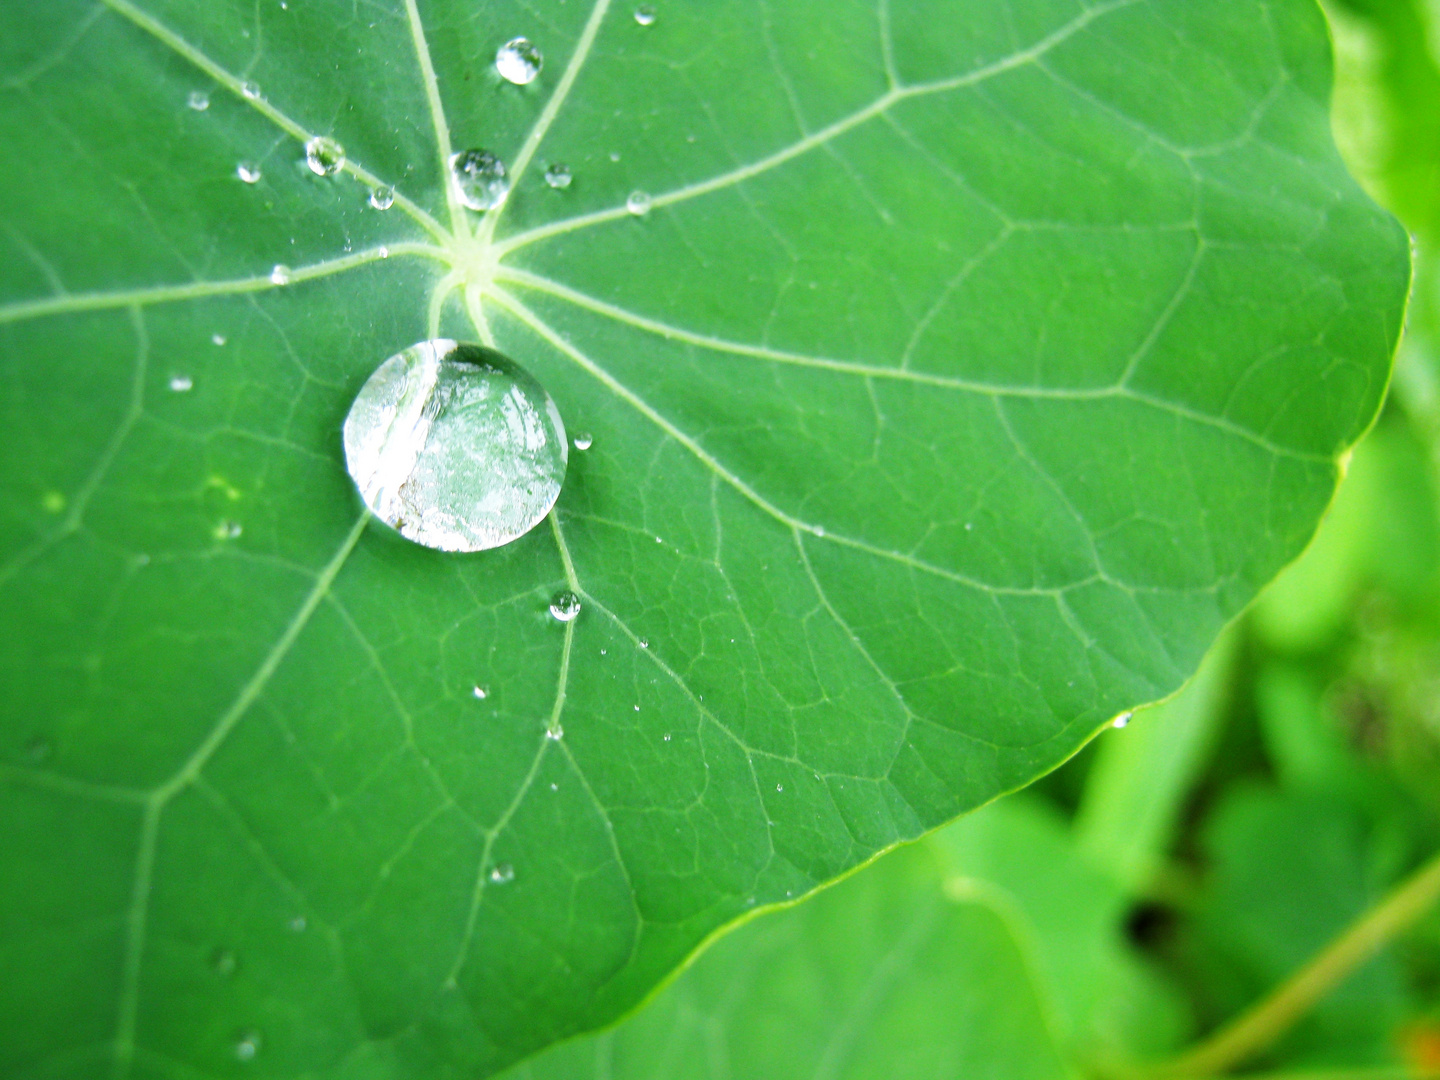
[
  {"left": 169, "top": 375, "right": 194, "bottom": 393},
  {"left": 342, "top": 340, "right": 568, "bottom": 552},
  {"left": 215, "top": 520, "right": 243, "bottom": 540},
  {"left": 572, "top": 432, "right": 592, "bottom": 451},
  {"left": 489, "top": 862, "right": 515, "bottom": 884},
  {"left": 1112, "top": 712, "right": 1133, "bottom": 729},
  {"left": 212, "top": 333, "right": 227, "bottom": 346},
  {"left": 663, "top": 733, "right": 671, "bottom": 742},
  {"left": 240, "top": 80, "right": 261, "bottom": 100},
  {"left": 609, "top": 150, "right": 621, "bottom": 163},
  {"left": 237, "top": 162, "right": 262, "bottom": 184},
  {"left": 472, "top": 685, "right": 489, "bottom": 700},
  {"left": 188, "top": 90, "right": 210, "bottom": 111},
  {"left": 304, "top": 136, "right": 346, "bottom": 176},
  {"left": 634, "top": 5, "right": 656, "bottom": 25},
  {"left": 369, "top": 185, "right": 395, "bottom": 211},
  {"left": 549, "top": 781, "right": 559, "bottom": 791},
  {"left": 543, "top": 162, "right": 573, "bottom": 190},
  {"left": 776, "top": 783, "right": 784, "bottom": 792},
  {"left": 450, "top": 149, "right": 510, "bottom": 211},
  {"left": 270, "top": 264, "right": 292, "bottom": 285},
  {"left": 211, "top": 947, "right": 237, "bottom": 976},
  {"left": 234, "top": 1030, "right": 261, "bottom": 1061},
  {"left": 546, "top": 722, "right": 564, "bottom": 740},
  {"left": 377, "top": 245, "right": 390, "bottom": 259},
  {"left": 288, "top": 915, "right": 307, "bottom": 932},
  {"left": 495, "top": 37, "right": 543, "bottom": 85},
  {"left": 626, "top": 190, "right": 652, "bottom": 216},
  {"left": 549, "top": 590, "right": 581, "bottom": 622},
  {"left": 638, "top": 638, "right": 649, "bottom": 649}
]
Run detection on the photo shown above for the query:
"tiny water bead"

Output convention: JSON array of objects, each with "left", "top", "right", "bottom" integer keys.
[
  {"left": 169, "top": 375, "right": 193, "bottom": 392},
  {"left": 543, "top": 163, "right": 573, "bottom": 190},
  {"left": 369, "top": 185, "right": 395, "bottom": 211},
  {"left": 572, "top": 432, "right": 592, "bottom": 451},
  {"left": 634, "top": 5, "right": 656, "bottom": 25},
  {"left": 489, "top": 863, "right": 515, "bottom": 884},
  {"left": 549, "top": 590, "right": 581, "bottom": 622},
  {"left": 626, "top": 190, "right": 652, "bottom": 216},
  {"left": 450, "top": 149, "right": 510, "bottom": 211},
  {"left": 546, "top": 721, "right": 564, "bottom": 740},
  {"left": 212, "top": 333, "right": 226, "bottom": 346},
  {"left": 270, "top": 265, "right": 291, "bottom": 285},
  {"left": 234, "top": 1030, "right": 261, "bottom": 1062},
  {"left": 472, "top": 685, "right": 489, "bottom": 700},
  {"left": 240, "top": 80, "right": 261, "bottom": 100},
  {"left": 237, "top": 162, "right": 262, "bottom": 184},
  {"left": 288, "top": 915, "right": 307, "bottom": 932},
  {"left": 495, "top": 37, "right": 543, "bottom": 85},
  {"left": 304, "top": 135, "right": 345, "bottom": 176},
  {"left": 343, "top": 340, "right": 568, "bottom": 553},
  {"left": 1112, "top": 712, "right": 1134, "bottom": 729},
  {"left": 188, "top": 90, "right": 210, "bottom": 111}
]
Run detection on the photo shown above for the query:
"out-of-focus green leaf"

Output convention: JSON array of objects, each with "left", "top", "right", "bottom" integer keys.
[{"left": 1074, "top": 631, "right": 1235, "bottom": 896}]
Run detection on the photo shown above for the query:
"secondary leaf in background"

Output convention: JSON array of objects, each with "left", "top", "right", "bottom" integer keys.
[{"left": 0, "top": 1, "right": 1409, "bottom": 1076}]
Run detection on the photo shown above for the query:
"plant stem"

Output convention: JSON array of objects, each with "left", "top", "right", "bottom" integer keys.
[{"left": 1157, "top": 848, "right": 1440, "bottom": 1078}]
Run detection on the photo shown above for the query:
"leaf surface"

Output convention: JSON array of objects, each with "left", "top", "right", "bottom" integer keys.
[{"left": 0, "top": 0, "right": 1408, "bottom": 1076}]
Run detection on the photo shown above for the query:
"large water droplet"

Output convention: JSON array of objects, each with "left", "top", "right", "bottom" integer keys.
[
  {"left": 234, "top": 1030, "right": 261, "bottom": 1061},
  {"left": 634, "top": 5, "right": 657, "bottom": 26},
  {"left": 240, "top": 80, "right": 261, "bottom": 100},
  {"left": 572, "top": 432, "right": 592, "bottom": 451},
  {"left": 543, "top": 163, "right": 573, "bottom": 190},
  {"left": 304, "top": 136, "right": 345, "bottom": 176},
  {"left": 343, "top": 340, "right": 567, "bottom": 552},
  {"left": 489, "top": 863, "right": 515, "bottom": 884},
  {"left": 369, "top": 185, "right": 395, "bottom": 211},
  {"left": 237, "top": 162, "right": 262, "bottom": 184},
  {"left": 188, "top": 90, "right": 210, "bottom": 111},
  {"left": 495, "top": 37, "right": 543, "bottom": 85},
  {"left": 549, "top": 590, "right": 581, "bottom": 622},
  {"left": 450, "top": 149, "right": 510, "bottom": 211},
  {"left": 626, "top": 190, "right": 652, "bottom": 216}
]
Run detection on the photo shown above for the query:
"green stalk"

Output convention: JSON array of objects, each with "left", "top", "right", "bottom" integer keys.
[{"left": 1157, "top": 849, "right": 1440, "bottom": 1078}]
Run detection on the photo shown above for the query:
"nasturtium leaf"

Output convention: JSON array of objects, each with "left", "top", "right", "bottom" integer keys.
[{"left": 0, "top": 1, "right": 1408, "bottom": 1077}]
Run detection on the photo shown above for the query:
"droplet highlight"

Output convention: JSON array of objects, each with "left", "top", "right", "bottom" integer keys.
[
  {"left": 343, "top": 340, "right": 568, "bottom": 552},
  {"left": 304, "top": 136, "right": 345, "bottom": 176},
  {"left": 572, "top": 432, "right": 592, "bottom": 451},
  {"left": 489, "top": 863, "right": 515, "bottom": 884},
  {"left": 634, "top": 5, "right": 656, "bottom": 26},
  {"left": 495, "top": 37, "right": 543, "bottom": 85},
  {"left": 450, "top": 149, "right": 510, "bottom": 211},
  {"left": 549, "top": 590, "right": 581, "bottom": 622},
  {"left": 369, "top": 185, "right": 395, "bottom": 211},
  {"left": 543, "top": 162, "right": 573, "bottom": 190},
  {"left": 237, "top": 162, "right": 262, "bottom": 184},
  {"left": 188, "top": 90, "right": 210, "bottom": 111},
  {"left": 626, "top": 190, "right": 652, "bottom": 216}
]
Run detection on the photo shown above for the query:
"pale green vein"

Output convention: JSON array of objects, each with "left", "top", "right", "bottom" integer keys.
[
  {"left": 0, "top": 243, "right": 447, "bottom": 327},
  {"left": 477, "top": 0, "right": 613, "bottom": 248},
  {"left": 492, "top": 0, "right": 1139, "bottom": 256},
  {"left": 112, "top": 799, "right": 159, "bottom": 1080},
  {"left": 402, "top": 0, "right": 466, "bottom": 237},
  {"left": 96, "top": 0, "right": 449, "bottom": 243},
  {"left": 492, "top": 288, "right": 1087, "bottom": 598},
  {"left": 0, "top": 763, "right": 149, "bottom": 806}
]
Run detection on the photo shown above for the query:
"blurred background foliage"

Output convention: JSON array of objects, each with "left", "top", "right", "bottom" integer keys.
[{"left": 498, "top": 3, "right": 1440, "bottom": 1077}]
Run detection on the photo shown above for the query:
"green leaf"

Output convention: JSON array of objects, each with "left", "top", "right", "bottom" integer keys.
[
  {"left": 0, "top": 1, "right": 1408, "bottom": 1077},
  {"left": 502, "top": 797, "right": 1182, "bottom": 1080}
]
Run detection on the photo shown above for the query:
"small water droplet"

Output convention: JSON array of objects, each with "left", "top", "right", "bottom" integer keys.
[
  {"left": 343, "top": 340, "right": 568, "bottom": 552},
  {"left": 633, "top": 704, "right": 641, "bottom": 712},
  {"left": 215, "top": 520, "right": 243, "bottom": 540},
  {"left": 634, "top": 5, "right": 656, "bottom": 25},
  {"left": 211, "top": 947, "right": 237, "bottom": 976},
  {"left": 638, "top": 638, "right": 649, "bottom": 649},
  {"left": 1112, "top": 712, "right": 1133, "bottom": 729},
  {"left": 270, "top": 264, "right": 291, "bottom": 285},
  {"left": 240, "top": 80, "right": 261, "bottom": 100},
  {"left": 472, "top": 685, "right": 489, "bottom": 700},
  {"left": 212, "top": 333, "right": 226, "bottom": 346},
  {"left": 188, "top": 90, "right": 210, "bottom": 111},
  {"left": 543, "top": 163, "right": 573, "bottom": 190},
  {"left": 572, "top": 432, "right": 592, "bottom": 450},
  {"left": 663, "top": 733, "right": 671, "bottom": 742},
  {"left": 369, "top": 185, "right": 395, "bottom": 211},
  {"left": 25, "top": 735, "right": 53, "bottom": 763},
  {"left": 288, "top": 915, "right": 307, "bottom": 932},
  {"left": 489, "top": 863, "right": 515, "bottom": 884},
  {"left": 234, "top": 1030, "right": 261, "bottom": 1061},
  {"left": 450, "top": 149, "right": 510, "bottom": 211},
  {"left": 495, "top": 37, "right": 543, "bottom": 85},
  {"left": 169, "top": 375, "right": 194, "bottom": 392},
  {"left": 546, "top": 722, "right": 564, "bottom": 740},
  {"left": 304, "top": 136, "right": 345, "bottom": 176},
  {"left": 600, "top": 648, "right": 607, "bottom": 655},
  {"left": 377, "top": 245, "right": 390, "bottom": 259},
  {"left": 549, "top": 590, "right": 581, "bottom": 622},
  {"left": 776, "top": 783, "right": 784, "bottom": 792},
  {"left": 626, "top": 190, "right": 653, "bottom": 217},
  {"left": 609, "top": 150, "right": 621, "bottom": 163},
  {"left": 237, "top": 162, "right": 262, "bottom": 184}
]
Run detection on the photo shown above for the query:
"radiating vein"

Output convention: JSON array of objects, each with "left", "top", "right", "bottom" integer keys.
[
  {"left": 96, "top": 0, "right": 449, "bottom": 242},
  {"left": 402, "top": 0, "right": 467, "bottom": 236},
  {"left": 480, "top": 0, "right": 613, "bottom": 247},
  {"left": 0, "top": 244, "right": 446, "bottom": 327},
  {"left": 493, "top": 0, "right": 1138, "bottom": 256}
]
